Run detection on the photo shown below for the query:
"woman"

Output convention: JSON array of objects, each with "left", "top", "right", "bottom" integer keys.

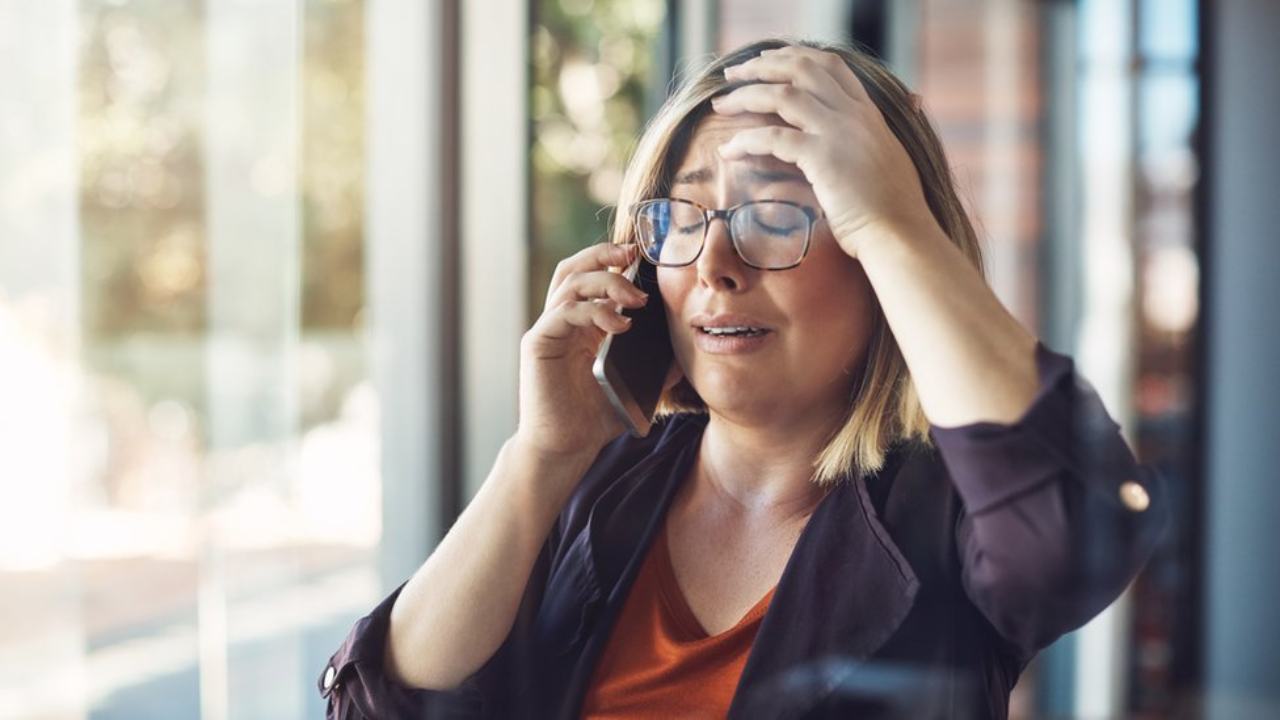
[{"left": 318, "top": 38, "right": 1166, "bottom": 719}]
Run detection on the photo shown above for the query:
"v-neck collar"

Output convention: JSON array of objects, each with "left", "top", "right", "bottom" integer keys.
[
  {"left": 654, "top": 519, "right": 777, "bottom": 641},
  {"left": 571, "top": 413, "right": 921, "bottom": 718}
]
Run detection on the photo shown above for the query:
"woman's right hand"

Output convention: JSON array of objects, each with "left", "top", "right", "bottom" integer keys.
[{"left": 514, "top": 242, "right": 649, "bottom": 461}]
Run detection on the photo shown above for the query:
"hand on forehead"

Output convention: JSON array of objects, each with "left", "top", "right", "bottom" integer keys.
[{"left": 674, "top": 113, "right": 811, "bottom": 203}]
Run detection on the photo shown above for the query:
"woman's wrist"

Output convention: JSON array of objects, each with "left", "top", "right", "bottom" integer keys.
[
  {"left": 508, "top": 430, "right": 604, "bottom": 465},
  {"left": 841, "top": 211, "right": 947, "bottom": 264},
  {"left": 503, "top": 432, "right": 603, "bottom": 499}
]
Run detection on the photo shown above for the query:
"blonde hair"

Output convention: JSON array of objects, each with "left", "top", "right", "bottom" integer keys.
[{"left": 609, "top": 38, "right": 986, "bottom": 485}]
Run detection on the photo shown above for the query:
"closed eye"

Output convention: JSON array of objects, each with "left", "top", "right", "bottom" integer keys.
[{"left": 752, "top": 217, "right": 803, "bottom": 236}]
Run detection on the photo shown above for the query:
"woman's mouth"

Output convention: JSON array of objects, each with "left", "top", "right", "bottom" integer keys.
[{"left": 693, "top": 325, "right": 773, "bottom": 354}]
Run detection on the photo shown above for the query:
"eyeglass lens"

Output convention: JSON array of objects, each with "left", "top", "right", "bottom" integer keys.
[{"left": 634, "top": 199, "right": 809, "bottom": 268}]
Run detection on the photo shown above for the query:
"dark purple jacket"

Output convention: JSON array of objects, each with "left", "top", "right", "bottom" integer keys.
[{"left": 318, "top": 343, "right": 1167, "bottom": 719}]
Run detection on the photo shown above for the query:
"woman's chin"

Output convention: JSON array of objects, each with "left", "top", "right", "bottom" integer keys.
[{"left": 692, "top": 376, "right": 785, "bottom": 421}]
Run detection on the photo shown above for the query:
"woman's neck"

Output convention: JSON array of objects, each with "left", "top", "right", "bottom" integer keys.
[{"left": 691, "top": 405, "right": 843, "bottom": 523}]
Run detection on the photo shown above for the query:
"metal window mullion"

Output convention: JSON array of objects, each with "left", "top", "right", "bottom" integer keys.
[
  {"left": 202, "top": 1, "right": 305, "bottom": 717},
  {"left": 366, "top": 0, "right": 450, "bottom": 582},
  {"left": 459, "top": 0, "right": 528, "bottom": 503}
]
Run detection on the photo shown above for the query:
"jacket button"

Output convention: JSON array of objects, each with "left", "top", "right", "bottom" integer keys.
[
  {"left": 323, "top": 665, "right": 337, "bottom": 691},
  {"left": 1119, "top": 481, "right": 1150, "bottom": 512}
]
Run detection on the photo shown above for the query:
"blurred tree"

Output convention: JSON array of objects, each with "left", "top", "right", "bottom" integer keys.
[
  {"left": 301, "top": 0, "right": 364, "bottom": 331},
  {"left": 79, "top": 0, "right": 365, "bottom": 339},
  {"left": 530, "top": 0, "right": 667, "bottom": 317},
  {"left": 79, "top": 0, "right": 208, "bottom": 339}
]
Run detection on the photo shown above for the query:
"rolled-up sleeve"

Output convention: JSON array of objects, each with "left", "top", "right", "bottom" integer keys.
[
  {"left": 929, "top": 341, "right": 1170, "bottom": 657},
  {"left": 317, "top": 583, "right": 496, "bottom": 719}
]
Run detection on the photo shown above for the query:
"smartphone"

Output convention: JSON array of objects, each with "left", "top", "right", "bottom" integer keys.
[{"left": 592, "top": 256, "right": 674, "bottom": 437}]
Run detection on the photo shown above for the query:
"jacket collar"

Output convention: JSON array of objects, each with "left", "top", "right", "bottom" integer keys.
[{"left": 578, "top": 414, "right": 921, "bottom": 716}]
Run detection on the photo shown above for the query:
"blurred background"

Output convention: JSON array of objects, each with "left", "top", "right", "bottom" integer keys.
[{"left": 1, "top": 0, "right": 1276, "bottom": 717}]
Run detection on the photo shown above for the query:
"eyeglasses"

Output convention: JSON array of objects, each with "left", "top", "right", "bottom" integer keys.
[{"left": 630, "top": 198, "right": 824, "bottom": 271}]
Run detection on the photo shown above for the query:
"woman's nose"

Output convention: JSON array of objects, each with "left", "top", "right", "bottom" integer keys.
[{"left": 695, "top": 216, "right": 748, "bottom": 292}]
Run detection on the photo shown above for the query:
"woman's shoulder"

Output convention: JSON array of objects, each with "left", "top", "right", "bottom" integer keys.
[{"left": 863, "top": 438, "right": 958, "bottom": 527}]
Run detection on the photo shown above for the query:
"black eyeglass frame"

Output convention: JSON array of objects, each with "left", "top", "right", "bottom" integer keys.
[{"left": 629, "top": 197, "right": 825, "bottom": 271}]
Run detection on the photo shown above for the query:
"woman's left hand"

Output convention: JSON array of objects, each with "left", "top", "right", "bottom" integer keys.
[{"left": 712, "top": 45, "right": 934, "bottom": 258}]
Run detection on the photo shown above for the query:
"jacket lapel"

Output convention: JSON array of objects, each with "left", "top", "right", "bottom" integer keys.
[
  {"left": 547, "top": 415, "right": 705, "bottom": 719},
  {"left": 586, "top": 415, "right": 706, "bottom": 601},
  {"left": 726, "top": 445, "right": 921, "bottom": 718}
]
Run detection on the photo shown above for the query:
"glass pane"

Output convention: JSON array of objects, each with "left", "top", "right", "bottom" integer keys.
[{"left": 0, "top": 1, "right": 378, "bottom": 717}]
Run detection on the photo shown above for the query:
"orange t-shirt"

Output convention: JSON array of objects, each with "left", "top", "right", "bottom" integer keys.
[{"left": 579, "top": 521, "right": 777, "bottom": 719}]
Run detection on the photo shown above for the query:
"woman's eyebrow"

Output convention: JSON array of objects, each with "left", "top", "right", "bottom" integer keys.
[
  {"left": 750, "top": 168, "right": 806, "bottom": 184},
  {"left": 672, "top": 167, "right": 806, "bottom": 185},
  {"left": 672, "top": 167, "right": 713, "bottom": 185}
]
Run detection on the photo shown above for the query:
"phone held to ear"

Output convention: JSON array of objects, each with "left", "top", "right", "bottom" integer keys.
[{"left": 592, "top": 256, "right": 674, "bottom": 438}]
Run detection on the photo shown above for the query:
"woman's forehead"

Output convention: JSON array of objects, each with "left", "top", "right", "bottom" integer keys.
[
  {"left": 701, "top": 107, "right": 785, "bottom": 127},
  {"left": 673, "top": 112, "right": 804, "bottom": 184},
  {"left": 684, "top": 111, "right": 788, "bottom": 148}
]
